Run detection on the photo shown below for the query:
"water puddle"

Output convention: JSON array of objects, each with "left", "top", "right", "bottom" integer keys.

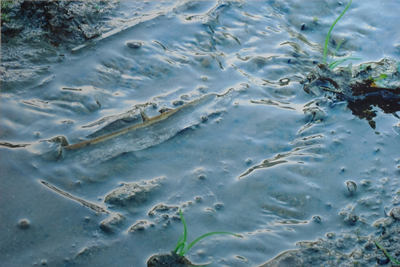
[{"left": 1, "top": 1, "right": 400, "bottom": 266}]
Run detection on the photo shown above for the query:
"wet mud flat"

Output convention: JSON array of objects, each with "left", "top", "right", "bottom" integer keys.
[{"left": 1, "top": 0, "right": 400, "bottom": 266}]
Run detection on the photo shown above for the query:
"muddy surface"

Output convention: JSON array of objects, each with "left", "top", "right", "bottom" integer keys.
[{"left": 1, "top": 1, "right": 400, "bottom": 266}]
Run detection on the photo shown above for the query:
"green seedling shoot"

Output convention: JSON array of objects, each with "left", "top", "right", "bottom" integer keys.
[
  {"left": 174, "top": 209, "right": 241, "bottom": 257},
  {"left": 374, "top": 241, "right": 400, "bottom": 265},
  {"left": 368, "top": 74, "right": 388, "bottom": 82},
  {"left": 322, "top": 0, "right": 361, "bottom": 68}
]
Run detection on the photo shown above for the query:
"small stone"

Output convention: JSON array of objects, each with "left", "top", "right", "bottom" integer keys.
[
  {"left": 161, "top": 214, "right": 169, "bottom": 220},
  {"left": 312, "top": 215, "right": 322, "bottom": 223},
  {"left": 172, "top": 100, "right": 184, "bottom": 106},
  {"left": 18, "top": 219, "right": 30, "bottom": 229},
  {"left": 364, "top": 242, "right": 375, "bottom": 250},
  {"left": 201, "top": 58, "right": 211, "bottom": 67},
  {"left": 99, "top": 214, "right": 125, "bottom": 233},
  {"left": 180, "top": 95, "right": 190, "bottom": 100},
  {"left": 148, "top": 204, "right": 179, "bottom": 216},
  {"left": 326, "top": 232, "right": 335, "bottom": 239},
  {"left": 159, "top": 107, "right": 172, "bottom": 114},
  {"left": 105, "top": 181, "right": 158, "bottom": 207},
  {"left": 362, "top": 180, "right": 371, "bottom": 186},
  {"left": 129, "top": 221, "right": 148, "bottom": 233},
  {"left": 126, "top": 41, "right": 142, "bottom": 49},
  {"left": 200, "top": 115, "right": 208, "bottom": 122},
  {"left": 195, "top": 196, "right": 202, "bottom": 202},
  {"left": 346, "top": 181, "right": 357, "bottom": 193},
  {"left": 345, "top": 214, "right": 358, "bottom": 225},
  {"left": 198, "top": 174, "right": 206, "bottom": 180},
  {"left": 301, "top": 23, "right": 306, "bottom": 31},
  {"left": 376, "top": 254, "right": 390, "bottom": 265},
  {"left": 171, "top": 215, "right": 180, "bottom": 220},
  {"left": 214, "top": 203, "right": 223, "bottom": 210}
]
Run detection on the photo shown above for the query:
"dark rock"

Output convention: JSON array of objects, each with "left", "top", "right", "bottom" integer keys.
[{"left": 147, "top": 251, "right": 196, "bottom": 267}]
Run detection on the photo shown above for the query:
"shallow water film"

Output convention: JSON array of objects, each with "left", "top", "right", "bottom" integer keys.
[{"left": 1, "top": 1, "right": 400, "bottom": 266}]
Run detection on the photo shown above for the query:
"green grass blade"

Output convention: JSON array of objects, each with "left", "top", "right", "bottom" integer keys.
[
  {"left": 329, "top": 56, "right": 362, "bottom": 69},
  {"left": 374, "top": 74, "right": 388, "bottom": 82},
  {"left": 329, "top": 39, "right": 344, "bottom": 64},
  {"left": 179, "top": 209, "right": 188, "bottom": 244},
  {"left": 174, "top": 242, "right": 185, "bottom": 254},
  {"left": 374, "top": 241, "right": 400, "bottom": 265},
  {"left": 187, "top": 231, "right": 241, "bottom": 251},
  {"left": 174, "top": 233, "right": 184, "bottom": 252},
  {"left": 178, "top": 243, "right": 188, "bottom": 257},
  {"left": 323, "top": 0, "right": 352, "bottom": 64}
]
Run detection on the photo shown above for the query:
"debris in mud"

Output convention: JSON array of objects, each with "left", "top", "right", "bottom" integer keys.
[
  {"left": 99, "top": 214, "right": 126, "bottom": 233},
  {"left": 261, "top": 203, "right": 400, "bottom": 267},
  {"left": 41, "top": 180, "right": 109, "bottom": 214},
  {"left": 63, "top": 88, "right": 239, "bottom": 165},
  {"left": 389, "top": 207, "right": 400, "bottom": 220},
  {"left": 148, "top": 204, "right": 179, "bottom": 216},
  {"left": 0, "top": 141, "right": 30, "bottom": 148},
  {"left": 1, "top": 1, "right": 118, "bottom": 90},
  {"left": 104, "top": 178, "right": 162, "bottom": 207},
  {"left": 1, "top": 1, "right": 116, "bottom": 45},
  {"left": 129, "top": 220, "right": 150, "bottom": 233},
  {"left": 147, "top": 251, "right": 197, "bottom": 267},
  {"left": 32, "top": 136, "right": 69, "bottom": 160},
  {"left": 301, "top": 58, "right": 400, "bottom": 129}
]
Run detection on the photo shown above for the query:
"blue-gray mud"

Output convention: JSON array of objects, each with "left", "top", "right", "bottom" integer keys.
[{"left": 1, "top": 1, "right": 400, "bottom": 267}]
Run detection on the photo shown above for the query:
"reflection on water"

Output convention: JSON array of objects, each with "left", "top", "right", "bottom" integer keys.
[{"left": 1, "top": 1, "right": 400, "bottom": 266}]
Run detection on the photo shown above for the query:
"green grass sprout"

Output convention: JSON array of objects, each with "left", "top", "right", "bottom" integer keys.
[
  {"left": 174, "top": 209, "right": 241, "bottom": 257},
  {"left": 372, "top": 74, "right": 388, "bottom": 82},
  {"left": 374, "top": 241, "right": 400, "bottom": 265},
  {"left": 329, "top": 39, "right": 344, "bottom": 64},
  {"left": 323, "top": 0, "right": 353, "bottom": 65},
  {"left": 329, "top": 55, "right": 362, "bottom": 69}
]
